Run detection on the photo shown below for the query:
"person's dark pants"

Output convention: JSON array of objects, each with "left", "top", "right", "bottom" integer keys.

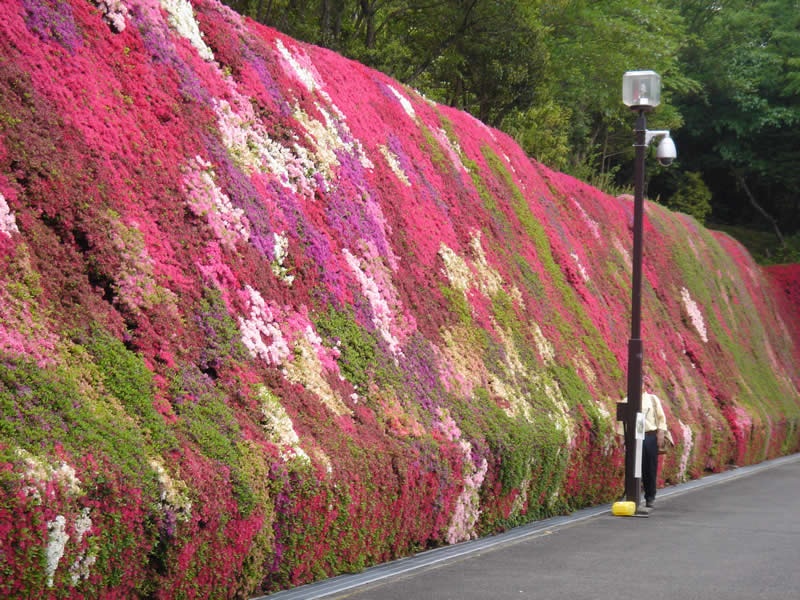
[{"left": 642, "top": 432, "right": 659, "bottom": 502}]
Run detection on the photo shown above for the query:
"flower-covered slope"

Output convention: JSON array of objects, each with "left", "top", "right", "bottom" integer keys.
[{"left": 0, "top": 1, "right": 798, "bottom": 597}]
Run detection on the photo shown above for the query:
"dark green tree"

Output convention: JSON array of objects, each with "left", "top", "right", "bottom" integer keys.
[{"left": 667, "top": 0, "right": 800, "bottom": 241}]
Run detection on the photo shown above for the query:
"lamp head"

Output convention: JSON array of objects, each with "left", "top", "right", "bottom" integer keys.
[{"left": 622, "top": 71, "right": 661, "bottom": 110}]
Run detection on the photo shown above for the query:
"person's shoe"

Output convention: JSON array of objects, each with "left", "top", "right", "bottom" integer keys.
[{"left": 645, "top": 500, "right": 654, "bottom": 508}]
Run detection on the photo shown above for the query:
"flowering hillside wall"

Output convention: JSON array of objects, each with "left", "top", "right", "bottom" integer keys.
[{"left": 1, "top": 1, "right": 799, "bottom": 597}]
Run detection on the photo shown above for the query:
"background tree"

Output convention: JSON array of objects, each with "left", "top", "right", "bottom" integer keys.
[{"left": 663, "top": 0, "right": 800, "bottom": 244}]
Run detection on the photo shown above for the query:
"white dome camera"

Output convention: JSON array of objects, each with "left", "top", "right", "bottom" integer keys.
[{"left": 655, "top": 135, "right": 676, "bottom": 166}]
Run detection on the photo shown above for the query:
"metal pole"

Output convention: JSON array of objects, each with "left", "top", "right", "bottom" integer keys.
[{"left": 624, "top": 109, "right": 648, "bottom": 505}]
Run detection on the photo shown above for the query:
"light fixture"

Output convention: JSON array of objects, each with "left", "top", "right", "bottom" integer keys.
[{"left": 622, "top": 70, "right": 661, "bottom": 110}]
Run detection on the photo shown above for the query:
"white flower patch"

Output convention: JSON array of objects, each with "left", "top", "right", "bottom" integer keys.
[
  {"left": 680, "top": 287, "right": 708, "bottom": 343},
  {"left": 270, "top": 232, "right": 295, "bottom": 285},
  {"left": 540, "top": 377, "right": 574, "bottom": 446},
  {"left": 343, "top": 248, "right": 404, "bottom": 356},
  {"left": 439, "top": 233, "right": 517, "bottom": 303},
  {"left": 149, "top": 458, "right": 193, "bottom": 521},
  {"left": 46, "top": 515, "right": 69, "bottom": 588},
  {"left": 677, "top": 420, "right": 694, "bottom": 481},
  {"left": 257, "top": 385, "right": 311, "bottom": 463},
  {"left": 275, "top": 38, "right": 322, "bottom": 92},
  {"left": 93, "top": 0, "right": 128, "bottom": 32},
  {"left": 502, "top": 153, "right": 515, "bottom": 174},
  {"left": 438, "top": 243, "right": 472, "bottom": 293},
  {"left": 69, "top": 508, "right": 97, "bottom": 586},
  {"left": 213, "top": 97, "right": 317, "bottom": 196},
  {"left": 387, "top": 85, "right": 416, "bottom": 119},
  {"left": 0, "top": 192, "right": 19, "bottom": 237},
  {"left": 571, "top": 197, "right": 600, "bottom": 240},
  {"left": 570, "top": 252, "right": 590, "bottom": 282},
  {"left": 469, "top": 232, "right": 507, "bottom": 298},
  {"left": 238, "top": 285, "right": 292, "bottom": 366},
  {"left": 15, "top": 448, "right": 82, "bottom": 501},
  {"left": 509, "top": 473, "right": 532, "bottom": 517},
  {"left": 487, "top": 373, "right": 534, "bottom": 422},
  {"left": 14, "top": 450, "right": 99, "bottom": 587},
  {"left": 530, "top": 321, "right": 555, "bottom": 364},
  {"left": 446, "top": 439, "right": 488, "bottom": 544},
  {"left": 294, "top": 102, "right": 374, "bottom": 176},
  {"left": 378, "top": 145, "right": 411, "bottom": 186},
  {"left": 160, "top": 0, "right": 214, "bottom": 60},
  {"left": 182, "top": 156, "right": 251, "bottom": 250}
]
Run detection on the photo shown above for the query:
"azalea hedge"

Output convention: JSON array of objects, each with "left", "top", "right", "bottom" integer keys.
[{"left": 1, "top": 1, "right": 799, "bottom": 598}]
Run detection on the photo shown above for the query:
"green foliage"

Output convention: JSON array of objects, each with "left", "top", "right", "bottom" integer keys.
[
  {"left": 84, "top": 328, "right": 175, "bottom": 451},
  {"left": 0, "top": 346, "right": 162, "bottom": 491},
  {"left": 668, "top": 0, "right": 800, "bottom": 236},
  {"left": 195, "top": 287, "right": 248, "bottom": 373},
  {"left": 482, "top": 146, "right": 621, "bottom": 379},
  {"left": 169, "top": 362, "right": 260, "bottom": 515},
  {"left": 665, "top": 171, "right": 713, "bottom": 223},
  {"left": 503, "top": 102, "right": 572, "bottom": 171},
  {"left": 314, "top": 307, "right": 379, "bottom": 391}
]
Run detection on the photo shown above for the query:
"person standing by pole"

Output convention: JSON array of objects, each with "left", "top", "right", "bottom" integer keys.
[{"left": 641, "top": 389, "right": 668, "bottom": 508}]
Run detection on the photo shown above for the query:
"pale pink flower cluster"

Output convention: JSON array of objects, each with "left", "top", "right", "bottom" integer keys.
[
  {"left": 0, "top": 192, "right": 19, "bottom": 237},
  {"left": 680, "top": 286, "right": 708, "bottom": 342},
  {"left": 434, "top": 407, "right": 461, "bottom": 441},
  {"left": 612, "top": 235, "right": 631, "bottom": 271},
  {"left": 447, "top": 439, "right": 488, "bottom": 544},
  {"left": 93, "top": 0, "right": 128, "bottom": 32},
  {"left": 238, "top": 285, "right": 291, "bottom": 366},
  {"left": 570, "top": 252, "right": 590, "bottom": 282},
  {"left": 160, "top": 0, "right": 214, "bottom": 60},
  {"left": 213, "top": 97, "right": 316, "bottom": 196},
  {"left": 431, "top": 127, "right": 466, "bottom": 172},
  {"left": 182, "top": 156, "right": 251, "bottom": 250},
  {"left": 0, "top": 286, "right": 59, "bottom": 366},
  {"left": 343, "top": 246, "right": 408, "bottom": 357},
  {"left": 571, "top": 197, "right": 600, "bottom": 240}
]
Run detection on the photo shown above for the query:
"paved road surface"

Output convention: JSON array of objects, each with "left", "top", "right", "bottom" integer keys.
[{"left": 260, "top": 454, "right": 800, "bottom": 600}]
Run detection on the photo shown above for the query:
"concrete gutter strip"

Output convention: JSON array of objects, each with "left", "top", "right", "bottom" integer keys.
[{"left": 254, "top": 452, "right": 800, "bottom": 600}]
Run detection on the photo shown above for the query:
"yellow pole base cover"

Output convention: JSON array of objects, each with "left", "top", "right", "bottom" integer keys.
[{"left": 612, "top": 501, "right": 637, "bottom": 516}]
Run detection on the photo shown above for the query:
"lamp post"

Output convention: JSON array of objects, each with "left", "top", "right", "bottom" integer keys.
[{"left": 614, "top": 71, "right": 675, "bottom": 515}]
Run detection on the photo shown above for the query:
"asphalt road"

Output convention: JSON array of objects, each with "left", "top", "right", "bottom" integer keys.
[{"left": 260, "top": 453, "right": 800, "bottom": 600}]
